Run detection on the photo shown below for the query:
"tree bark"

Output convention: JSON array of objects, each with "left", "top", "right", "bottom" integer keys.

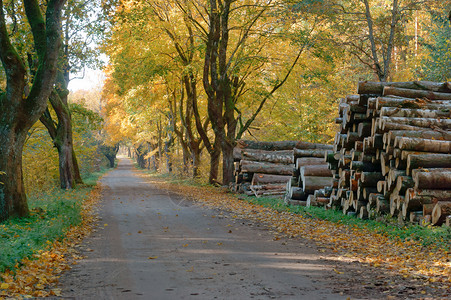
[
  {"left": 294, "top": 148, "right": 330, "bottom": 158},
  {"left": 300, "top": 165, "right": 333, "bottom": 178},
  {"left": 380, "top": 107, "right": 451, "bottom": 119},
  {"left": 0, "top": 0, "right": 66, "bottom": 221},
  {"left": 397, "top": 137, "right": 451, "bottom": 154},
  {"left": 380, "top": 117, "right": 451, "bottom": 130},
  {"left": 296, "top": 157, "right": 326, "bottom": 170},
  {"left": 376, "top": 97, "right": 451, "bottom": 110},
  {"left": 240, "top": 160, "right": 294, "bottom": 175},
  {"left": 407, "top": 154, "right": 451, "bottom": 175},
  {"left": 251, "top": 173, "right": 291, "bottom": 185},
  {"left": 383, "top": 86, "right": 451, "bottom": 100},
  {"left": 358, "top": 81, "right": 451, "bottom": 95},
  {"left": 414, "top": 171, "right": 451, "bottom": 190},
  {"left": 242, "top": 149, "right": 294, "bottom": 164},
  {"left": 385, "top": 130, "right": 451, "bottom": 146},
  {"left": 302, "top": 176, "right": 333, "bottom": 193},
  {"left": 432, "top": 201, "right": 451, "bottom": 225}
]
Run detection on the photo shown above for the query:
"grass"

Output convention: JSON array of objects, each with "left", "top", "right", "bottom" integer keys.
[
  {"left": 0, "top": 168, "right": 108, "bottom": 273},
  {"left": 243, "top": 195, "right": 451, "bottom": 252}
]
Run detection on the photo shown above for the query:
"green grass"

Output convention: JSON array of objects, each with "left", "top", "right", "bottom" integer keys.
[
  {"left": 0, "top": 168, "right": 108, "bottom": 273},
  {"left": 242, "top": 195, "right": 451, "bottom": 252}
]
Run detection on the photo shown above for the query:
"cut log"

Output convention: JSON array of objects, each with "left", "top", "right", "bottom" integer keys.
[
  {"left": 294, "top": 142, "right": 333, "bottom": 150},
  {"left": 290, "top": 187, "right": 307, "bottom": 201},
  {"left": 296, "top": 157, "right": 327, "bottom": 170},
  {"left": 242, "top": 149, "right": 294, "bottom": 164},
  {"left": 237, "top": 140, "right": 298, "bottom": 151},
  {"left": 376, "top": 97, "right": 451, "bottom": 110},
  {"left": 385, "top": 130, "right": 451, "bottom": 146},
  {"left": 360, "top": 172, "right": 384, "bottom": 187},
  {"left": 300, "top": 165, "right": 333, "bottom": 178},
  {"left": 240, "top": 160, "right": 294, "bottom": 175},
  {"left": 251, "top": 173, "right": 292, "bottom": 185},
  {"left": 302, "top": 176, "right": 334, "bottom": 193},
  {"left": 380, "top": 117, "right": 451, "bottom": 130},
  {"left": 380, "top": 121, "right": 426, "bottom": 133},
  {"left": 358, "top": 81, "right": 451, "bottom": 95},
  {"left": 406, "top": 154, "right": 451, "bottom": 175},
  {"left": 432, "top": 201, "right": 451, "bottom": 225},
  {"left": 251, "top": 183, "right": 286, "bottom": 191},
  {"left": 383, "top": 86, "right": 451, "bottom": 100},
  {"left": 350, "top": 161, "right": 380, "bottom": 172},
  {"left": 359, "top": 206, "right": 369, "bottom": 219},
  {"left": 423, "top": 203, "right": 435, "bottom": 215},
  {"left": 294, "top": 148, "right": 330, "bottom": 158},
  {"left": 380, "top": 107, "right": 451, "bottom": 119},
  {"left": 411, "top": 167, "right": 451, "bottom": 177},
  {"left": 414, "top": 171, "right": 451, "bottom": 190},
  {"left": 394, "top": 176, "right": 414, "bottom": 195},
  {"left": 397, "top": 137, "right": 451, "bottom": 154},
  {"left": 405, "top": 188, "right": 451, "bottom": 202}
]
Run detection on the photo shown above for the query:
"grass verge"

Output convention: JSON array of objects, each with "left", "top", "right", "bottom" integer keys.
[
  {"left": 0, "top": 169, "right": 107, "bottom": 274},
  {"left": 243, "top": 195, "right": 451, "bottom": 252}
]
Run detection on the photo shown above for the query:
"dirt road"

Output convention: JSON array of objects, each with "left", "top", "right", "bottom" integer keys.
[{"left": 58, "top": 158, "right": 356, "bottom": 299}]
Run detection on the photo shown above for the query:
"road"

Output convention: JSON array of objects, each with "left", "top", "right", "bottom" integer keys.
[{"left": 58, "top": 157, "right": 351, "bottom": 299}]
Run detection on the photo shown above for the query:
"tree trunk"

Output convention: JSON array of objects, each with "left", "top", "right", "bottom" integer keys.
[
  {"left": 0, "top": 131, "right": 29, "bottom": 220},
  {"left": 222, "top": 138, "right": 236, "bottom": 185},
  {"left": 0, "top": 0, "right": 66, "bottom": 221},
  {"left": 209, "top": 145, "right": 221, "bottom": 185}
]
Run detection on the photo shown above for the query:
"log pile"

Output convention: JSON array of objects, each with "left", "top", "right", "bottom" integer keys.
[
  {"left": 322, "top": 81, "right": 451, "bottom": 226},
  {"left": 285, "top": 146, "right": 334, "bottom": 207},
  {"left": 233, "top": 140, "right": 333, "bottom": 199}
]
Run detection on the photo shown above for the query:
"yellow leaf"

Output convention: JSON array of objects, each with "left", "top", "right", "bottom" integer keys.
[
  {"left": 148, "top": 256, "right": 158, "bottom": 259},
  {"left": 333, "top": 268, "right": 343, "bottom": 274},
  {"left": 0, "top": 283, "right": 9, "bottom": 289}
]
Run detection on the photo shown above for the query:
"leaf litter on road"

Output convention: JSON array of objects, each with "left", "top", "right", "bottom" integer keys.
[{"left": 149, "top": 177, "right": 450, "bottom": 297}]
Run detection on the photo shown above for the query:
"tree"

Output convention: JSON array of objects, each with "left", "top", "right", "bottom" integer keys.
[
  {"left": 419, "top": 7, "right": 451, "bottom": 81},
  {"left": 198, "top": 0, "right": 305, "bottom": 184},
  {"left": 0, "top": 0, "right": 66, "bottom": 221},
  {"left": 291, "top": 0, "right": 441, "bottom": 82},
  {"left": 39, "top": 0, "right": 105, "bottom": 189}
]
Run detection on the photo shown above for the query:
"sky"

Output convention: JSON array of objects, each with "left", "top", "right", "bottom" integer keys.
[{"left": 68, "top": 68, "right": 105, "bottom": 92}]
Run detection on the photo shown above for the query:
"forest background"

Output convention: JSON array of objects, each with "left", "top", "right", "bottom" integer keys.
[{"left": 0, "top": 0, "right": 449, "bottom": 219}]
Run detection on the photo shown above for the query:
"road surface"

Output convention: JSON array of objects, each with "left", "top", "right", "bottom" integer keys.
[{"left": 58, "top": 158, "right": 357, "bottom": 299}]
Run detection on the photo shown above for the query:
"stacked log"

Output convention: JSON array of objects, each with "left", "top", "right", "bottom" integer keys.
[
  {"left": 233, "top": 140, "right": 333, "bottom": 199},
  {"left": 323, "top": 81, "right": 451, "bottom": 225},
  {"left": 285, "top": 145, "right": 334, "bottom": 207}
]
